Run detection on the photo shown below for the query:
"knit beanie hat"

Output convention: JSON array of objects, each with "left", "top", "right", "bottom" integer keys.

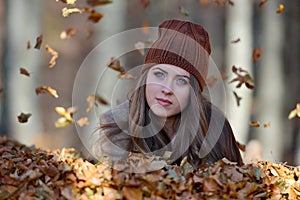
[{"left": 142, "top": 19, "right": 211, "bottom": 91}]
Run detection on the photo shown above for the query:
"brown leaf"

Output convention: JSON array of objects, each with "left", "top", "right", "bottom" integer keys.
[
  {"left": 76, "top": 117, "right": 89, "bottom": 127},
  {"left": 118, "top": 72, "right": 136, "bottom": 80},
  {"left": 122, "top": 187, "right": 143, "bottom": 200},
  {"left": 231, "top": 38, "right": 241, "bottom": 43},
  {"left": 55, "top": 106, "right": 76, "bottom": 121},
  {"left": 45, "top": 44, "right": 59, "bottom": 68},
  {"left": 34, "top": 35, "right": 43, "bottom": 49},
  {"left": 82, "top": 8, "right": 103, "bottom": 23},
  {"left": 258, "top": 0, "right": 268, "bottom": 7},
  {"left": 263, "top": 121, "right": 271, "bottom": 128},
  {"left": 86, "top": 28, "right": 94, "bottom": 39},
  {"left": 252, "top": 48, "right": 263, "bottom": 64},
  {"left": 35, "top": 86, "right": 59, "bottom": 98},
  {"left": 17, "top": 113, "right": 32, "bottom": 123},
  {"left": 0, "top": 87, "right": 3, "bottom": 93},
  {"left": 107, "top": 57, "right": 125, "bottom": 73},
  {"left": 87, "top": 0, "right": 112, "bottom": 7},
  {"left": 86, "top": 94, "right": 109, "bottom": 112},
  {"left": 236, "top": 141, "right": 246, "bottom": 152},
  {"left": 60, "top": 28, "right": 76, "bottom": 39},
  {"left": 27, "top": 41, "right": 31, "bottom": 49},
  {"left": 250, "top": 121, "right": 260, "bottom": 128},
  {"left": 230, "top": 66, "right": 254, "bottom": 89},
  {"left": 19, "top": 67, "right": 30, "bottom": 77},
  {"left": 233, "top": 91, "right": 242, "bottom": 107},
  {"left": 276, "top": 4, "right": 284, "bottom": 14}
]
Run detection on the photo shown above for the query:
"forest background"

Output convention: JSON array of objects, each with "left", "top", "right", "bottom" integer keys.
[{"left": 0, "top": 0, "right": 299, "bottom": 166}]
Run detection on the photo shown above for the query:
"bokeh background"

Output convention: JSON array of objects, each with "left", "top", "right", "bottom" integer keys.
[{"left": 0, "top": 0, "right": 299, "bottom": 165}]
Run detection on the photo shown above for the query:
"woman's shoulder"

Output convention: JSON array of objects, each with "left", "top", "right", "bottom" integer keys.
[{"left": 100, "top": 100, "right": 130, "bottom": 125}]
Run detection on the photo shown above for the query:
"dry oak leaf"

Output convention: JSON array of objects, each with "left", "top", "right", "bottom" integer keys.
[
  {"left": 17, "top": 112, "right": 32, "bottom": 123},
  {"left": 249, "top": 121, "right": 260, "bottom": 128},
  {"left": 60, "top": 28, "right": 76, "bottom": 39},
  {"left": 62, "top": 7, "right": 82, "bottom": 17},
  {"left": 34, "top": 34, "right": 43, "bottom": 49},
  {"left": 86, "top": 94, "right": 109, "bottom": 113},
  {"left": 252, "top": 47, "right": 263, "bottom": 64},
  {"left": 19, "top": 67, "right": 30, "bottom": 77},
  {"left": 35, "top": 86, "right": 59, "bottom": 98},
  {"left": 45, "top": 44, "right": 59, "bottom": 68},
  {"left": 229, "top": 65, "right": 254, "bottom": 89},
  {"left": 86, "top": 0, "right": 112, "bottom": 7},
  {"left": 258, "top": 0, "right": 268, "bottom": 7},
  {"left": 107, "top": 57, "right": 136, "bottom": 79},
  {"left": 82, "top": 8, "right": 103, "bottom": 23},
  {"left": 288, "top": 103, "right": 300, "bottom": 120}
]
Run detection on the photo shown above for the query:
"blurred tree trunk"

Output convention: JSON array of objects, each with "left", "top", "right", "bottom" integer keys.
[
  {"left": 225, "top": 0, "right": 254, "bottom": 147},
  {"left": 0, "top": 0, "right": 4, "bottom": 130},
  {"left": 1, "top": 0, "right": 43, "bottom": 144},
  {"left": 254, "top": 1, "right": 284, "bottom": 161}
]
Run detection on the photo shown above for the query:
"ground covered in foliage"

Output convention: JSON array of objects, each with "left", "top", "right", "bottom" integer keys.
[{"left": 0, "top": 136, "right": 300, "bottom": 200}]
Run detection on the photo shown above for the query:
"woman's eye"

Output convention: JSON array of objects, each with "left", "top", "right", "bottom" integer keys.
[
  {"left": 177, "top": 78, "right": 188, "bottom": 85},
  {"left": 154, "top": 71, "right": 165, "bottom": 78}
]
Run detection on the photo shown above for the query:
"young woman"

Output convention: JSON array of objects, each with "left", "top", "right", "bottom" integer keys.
[{"left": 93, "top": 19, "right": 243, "bottom": 169}]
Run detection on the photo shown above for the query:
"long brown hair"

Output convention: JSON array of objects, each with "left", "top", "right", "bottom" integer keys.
[{"left": 129, "top": 68, "right": 209, "bottom": 168}]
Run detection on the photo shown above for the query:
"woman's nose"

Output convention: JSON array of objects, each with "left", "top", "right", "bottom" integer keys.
[{"left": 161, "top": 85, "right": 173, "bottom": 95}]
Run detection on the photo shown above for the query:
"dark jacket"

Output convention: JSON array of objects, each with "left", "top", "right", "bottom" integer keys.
[{"left": 96, "top": 100, "right": 243, "bottom": 167}]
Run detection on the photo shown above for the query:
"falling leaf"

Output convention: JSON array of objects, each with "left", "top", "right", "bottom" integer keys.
[
  {"left": 62, "top": 7, "right": 82, "bottom": 17},
  {"left": 140, "top": 0, "right": 151, "bottom": 8},
  {"left": 118, "top": 72, "right": 136, "bottom": 80},
  {"left": 250, "top": 121, "right": 260, "bottom": 128},
  {"left": 263, "top": 121, "right": 271, "bottom": 128},
  {"left": 206, "top": 75, "right": 218, "bottom": 88},
  {"left": 231, "top": 38, "right": 241, "bottom": 43},
  {"left": 233, "top": 91, "right": 242, "bottom": 106},
  {"left": 107, "top": 57, "right": 125, "bottom": 73},
  {"left": 236, "top": 141, "right": 246, "bottom": 152},
  {"left": 60, "top": 28, "right": 76, "bottom": 39},
  {"left": 55, "top": 117, "right": 72, "bottom": 128},
  {"left": 221, "top": 72, "right": 228, "bottom": 81},
  {"left": 76, "top": 117, "right": 89, "bottom": 127},
  {"left": 258, "top": 0, "right": 268, "bottom": 7},
  {"left": 276, "top": 4, "right": 284, "bottom": 14},
  {"left": 34, "top": 35, "right": 43, "bottom": 49},
  {"left": 252, "top": 48, "right": 263, "bottom": 64},
  {"left": 86, "top": 95, "right": 109, "bottom": 113},
  {"left": 27, "top": 41, "right": 31, "bottom": 49},
  {"left": 55, "top": 106, "right": 76, "bottom": 122},
  {"left": 86, "top": 28, "right": 94, "bottom": 39},
  {"left": 19, "top": 67, "right": 30, "bottom": 77},
  {"left": 35, "top": 86, "right": 59, "bottom": 98},
  {"left": 142, "top": 21, "right": 149, "bottom": 35},
  {"left": 17, "top": 113, "right": 32, "bottom": 123},
  {"left": 45, "top": 44, "right": 59, "bottom": 68},
  {"left": 199, "top": 0, "right": 210, "bottom": 6},
  {"left": 86, "top": 0, "right": 112, "bottom": 7},
  {"left": 66, "top": 0, "right": 76, "bottom": 4},
  {"left": 0, "top": 87, "right": 3, "bottom": 93},
  {"left": 82, "top": 8, "right": 103, "bottom": 23},
  {"left": 215, "top": 0, "right": 233, "bottom": 6},
  {"left": 179, "top": 6, "right": 189, "bottom": 16},
  {"left": 229, "top": 66, "right": 254, "bottom": 89},
  {"left": 288, "top": 103, "right": 300, "bottom": 120},
  {"left": 134, "top": 41, "right": 145, "bottom": 55}
]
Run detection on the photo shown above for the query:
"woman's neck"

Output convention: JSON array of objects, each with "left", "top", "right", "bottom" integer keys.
[{"left": 162, "top": 115, "right": 178, "bottom": 140}]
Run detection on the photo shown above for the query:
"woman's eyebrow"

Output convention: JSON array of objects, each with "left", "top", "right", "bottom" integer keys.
[{"left": 153, "top": 67, "right": 190, "bottom": 78}]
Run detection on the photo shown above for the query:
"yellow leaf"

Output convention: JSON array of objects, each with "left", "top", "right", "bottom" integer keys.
[
  {"left": 35, "top": 86, "right": 59, "bottom": 98},
  {"left": 45, "top": 45, "right": 59, "bottom": 68},
  {"left": 55, "top": 117, "right": 72, "bottom": 128},
  {"left": 62, "top": 7, "right": 82, "bottom": 17},
  {"left": 276, "top": 4, "right": 284, "bottom": 14},
  {"left": 76, "top": 117, "right": 89, "bottom": 127}
]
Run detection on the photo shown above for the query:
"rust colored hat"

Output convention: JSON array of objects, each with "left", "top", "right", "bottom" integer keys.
[{"left": 142, "top": 19, "right": 211, "bottom": 91}]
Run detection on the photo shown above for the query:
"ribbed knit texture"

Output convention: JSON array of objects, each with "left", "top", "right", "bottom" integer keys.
[{"left": 142, "top": 19, "right": 211, "bottom": 91}]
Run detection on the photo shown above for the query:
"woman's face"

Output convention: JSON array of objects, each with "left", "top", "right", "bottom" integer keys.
[{"left": 146, "top": 64, "right": 191, "bottom": 118}]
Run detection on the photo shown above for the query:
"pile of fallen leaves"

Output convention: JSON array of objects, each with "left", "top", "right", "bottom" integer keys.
[{"left": 1, "top": 136, "right": 300, "bottom": 199}]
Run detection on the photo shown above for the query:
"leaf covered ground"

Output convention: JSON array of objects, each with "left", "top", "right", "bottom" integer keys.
[{"left": 0, "top": 136, "right": 300, "bottom": 200}]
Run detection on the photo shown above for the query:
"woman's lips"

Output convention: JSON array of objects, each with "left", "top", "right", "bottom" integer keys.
[{"left": 156, "top": 98, "right": 172, "bottom": 106}]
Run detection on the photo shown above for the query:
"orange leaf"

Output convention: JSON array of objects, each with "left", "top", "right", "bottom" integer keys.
[
  {"left": 249, "top": 121, "right": 260, "bottom": 128},
  {"left": 19, "top": 67, "right": 30, "bottom": 77},
  {"left": 45, "top": 45, "right": 59, "bottom": 68},
  {"left": 140, "top": 0, "right": 151, "bottom": 9},
  {"left": 17, "top": 112, "right": 32, "bottom": 123},
  {"left": 122, "top": 187, "right": 143, "bottom": 200},
  {"left": 142, "top": 21, "right": 149, "bottom": 35},
  {"left": 35, "top": 86, "right": 59, "bottom": 98},
  {"left": 82, "top": 8, "right": 103, "bottom": 23},
  {"left": 263, "top": 121, "right": 271, "bottom": 128},
  {"left": 206, "top": 75, "right": 218, "bottom": 88},
  {"left": 258, "top": 0, "right": 268, "bottom": 7},
  {"left": 34, "top": 35, "right": 43, "bottom": 49},
  {"left": 276, "top": 4, "right": 284, "bottom": 14},
  {"left": 118, "top": 72, "right": 136, "bottom": 80}
]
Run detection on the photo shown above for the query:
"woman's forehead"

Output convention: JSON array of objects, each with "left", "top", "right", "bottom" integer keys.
[{"left": 150, "top": 64, "right": 190, "bottom": 76}]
